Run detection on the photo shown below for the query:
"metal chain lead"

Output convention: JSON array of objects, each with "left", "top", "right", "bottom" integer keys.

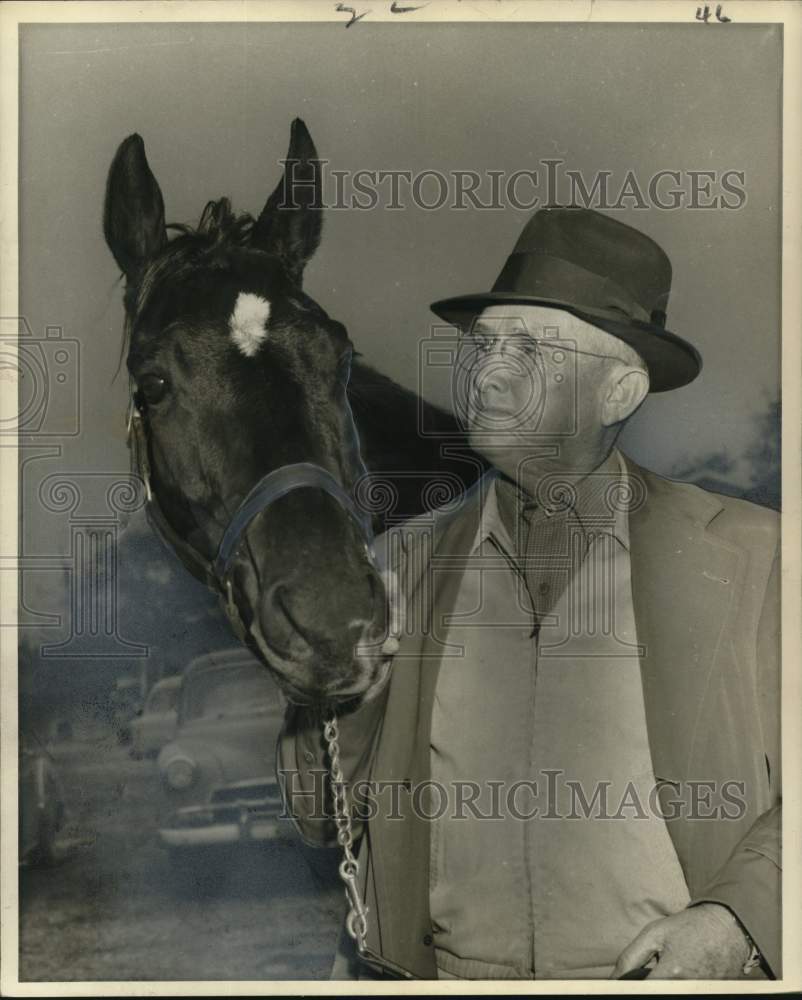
[{"left": 323, "top": 712, "right": 369, "bottom": 954}]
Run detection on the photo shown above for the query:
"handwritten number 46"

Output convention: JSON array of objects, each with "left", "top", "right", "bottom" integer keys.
[{"left": 696, "top": 4, "right": 732, "bottom": 22}]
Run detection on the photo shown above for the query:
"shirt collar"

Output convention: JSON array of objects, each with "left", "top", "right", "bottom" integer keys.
[{"left": 475, "top": 448, "right": 631, "bottom": 556}]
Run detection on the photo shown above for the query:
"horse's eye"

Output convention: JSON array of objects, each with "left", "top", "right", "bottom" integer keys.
[{"left": 138, "top": 374, "right": 169, "bottom": 406}]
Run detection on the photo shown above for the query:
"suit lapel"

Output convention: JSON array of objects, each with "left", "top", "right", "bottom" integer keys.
[
  {"left": 368, "top": 486, "right": 486, "bottom": 974},
  {"left": 624, "top": 455, "right": 743, "bottom": 785},
  {"left": 378, "top": 478, "right": 487, "bottom": 781},
  {"left": 418, "top": 477, "right": 491, "bottom": 716}
]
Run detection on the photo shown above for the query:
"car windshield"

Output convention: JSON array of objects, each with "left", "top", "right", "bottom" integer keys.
[
  {"left": 146, "top": 683, "right": 180, "bottom": 713},
  {"left": 181, "top": 666, "right": 275, "bottom": 723}
]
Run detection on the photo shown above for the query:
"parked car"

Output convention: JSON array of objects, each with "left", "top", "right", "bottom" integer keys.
[
  {"left": 19, "top": 731, "right": 65, "bottom": 866},
  {"left": 129, "top": 674, "right": 182, "bottom": 759},
  {"left": 157, "top": 648, "right": 289, "bottom": 854}
]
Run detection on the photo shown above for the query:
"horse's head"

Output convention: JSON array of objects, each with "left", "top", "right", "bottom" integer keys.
[{"left": 104, "top": 120, "right": 390, "bottom": 704}]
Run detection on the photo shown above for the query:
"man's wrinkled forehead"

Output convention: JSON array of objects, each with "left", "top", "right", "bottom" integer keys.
[
  {"left": 469, "top": 303, "right": 648, "bottom": 375},
  {"left": 471, "top": 304, "right": 590, "bottom": 340}
]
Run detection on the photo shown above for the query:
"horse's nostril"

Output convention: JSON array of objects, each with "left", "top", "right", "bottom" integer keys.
[
  {"left": 270, "top": 583, "right": 291, "bottom": 618},
  {"left": 259, "top": 567, "right": 387, "bottom": 669},
  {"left": 259, "top": 581, "right": 310, "bottom": 657}
]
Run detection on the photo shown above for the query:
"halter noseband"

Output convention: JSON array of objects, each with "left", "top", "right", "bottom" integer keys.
[
  {"left": 125, "top": 388, "right": 375, "bottom": 640},
  {"left": 213, "top": 462, "right": 373, "bottom": 580}
]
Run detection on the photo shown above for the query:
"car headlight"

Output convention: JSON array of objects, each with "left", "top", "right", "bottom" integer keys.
[{"left": 165, "top": 756, "right": 196, "bottom": 791}]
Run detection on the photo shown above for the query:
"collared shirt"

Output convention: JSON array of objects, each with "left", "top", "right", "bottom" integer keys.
[
  {"left": 494, "top": 447, "right": 627, "bottom": 550},
  {"left": 493, "top": 450, "right": 627, "bottom": 618},
  {"left": 429, "top": 449, "right": 690, "bottom": 979},
  {"left": 477, "top": 449, "right": 629, "bottom": 626}
]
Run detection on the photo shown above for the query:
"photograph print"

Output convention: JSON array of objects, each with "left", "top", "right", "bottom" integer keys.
[{"left": 4, "top": 1, "right": 799, "bottom": 992}]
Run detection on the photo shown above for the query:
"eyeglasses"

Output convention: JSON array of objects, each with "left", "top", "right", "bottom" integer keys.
[{"left": 456, "top": 331, "right": 631, "bottom": 368}]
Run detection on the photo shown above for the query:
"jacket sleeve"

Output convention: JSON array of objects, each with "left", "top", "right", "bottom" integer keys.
[
  {"left": 691, "top": 545, "right": 781, "bottom": 977},
  {"left": 692, "top": 805, "right": 781, "bottom": 977}
]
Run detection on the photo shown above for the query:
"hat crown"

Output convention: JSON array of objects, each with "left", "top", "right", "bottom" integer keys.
[{"left": 494, "top": 206, "right": 672, "bottom": 325}]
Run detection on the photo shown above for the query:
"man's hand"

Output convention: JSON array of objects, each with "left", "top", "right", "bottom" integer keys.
[
  {"left": 378, "top": 566, "right": 404, "bottom": 660},
  {"left": 357, "top": 566, "right": 405, "bottom": 703},
  {"left": 612, "top": 903, "right": 753, "bottom": 979}
]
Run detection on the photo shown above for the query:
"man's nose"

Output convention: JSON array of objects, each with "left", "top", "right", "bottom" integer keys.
[{"left": 473, "top": 352, "right": 522, "bottom": 397}]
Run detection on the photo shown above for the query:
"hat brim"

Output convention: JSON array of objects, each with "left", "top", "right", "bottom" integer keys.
[{"left": 430, "top": 293, "right": 702, "bottom": 393}]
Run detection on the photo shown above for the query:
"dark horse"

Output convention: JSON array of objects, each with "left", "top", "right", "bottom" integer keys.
[{"left": 104, "top": 119, "right": 482, "bottom": 703}]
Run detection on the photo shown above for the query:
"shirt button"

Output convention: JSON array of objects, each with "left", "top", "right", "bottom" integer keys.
[
  {"left": 422, "top": 933, "right": 433, "bottom": 947},
  {"left": 539, "top": 582, "right": 550, "bottom": 595},
  {"left": 303, "top": 750, "right": 315, "bottom": 764}
]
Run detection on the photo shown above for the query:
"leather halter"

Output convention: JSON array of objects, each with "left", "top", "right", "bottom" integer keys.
[{"left": 125, "top": 386, "right": 375, "bottom": 642}]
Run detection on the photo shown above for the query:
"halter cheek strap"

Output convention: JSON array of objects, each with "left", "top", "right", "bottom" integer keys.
[{"left": 127, "top": 394, "right": 220, "bottom": 589}]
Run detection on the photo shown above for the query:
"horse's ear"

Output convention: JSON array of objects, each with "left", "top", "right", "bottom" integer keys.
[
  {"left": 103, "top": 134, "right": 167, "bottom": 284},
  {"left": 251, "top": 118, "right": 323, "bottom": 285}
]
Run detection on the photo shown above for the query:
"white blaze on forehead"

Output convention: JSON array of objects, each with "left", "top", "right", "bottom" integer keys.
[{"left": 229, "top": 292, "right": 271, "bottom": 357}]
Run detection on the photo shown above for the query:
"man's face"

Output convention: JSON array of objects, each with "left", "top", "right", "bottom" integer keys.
[{"left": 455, "top": 304, "right": 629, "bottom": 471}]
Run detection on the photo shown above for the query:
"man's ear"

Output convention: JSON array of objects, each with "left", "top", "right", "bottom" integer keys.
[{"left": 601, "top": 367, "right": 650, "bottom": 427}]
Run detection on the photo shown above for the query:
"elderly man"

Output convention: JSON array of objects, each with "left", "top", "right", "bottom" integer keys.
[{"left": 279, "top": 207, "right": 780, "bottom": 981}]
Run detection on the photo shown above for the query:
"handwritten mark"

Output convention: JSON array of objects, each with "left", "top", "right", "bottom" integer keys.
[
  {"left": 334, "top": 0, "right": 434, "bottom": 26},
  {"left": 696, "top": 4, "right": 731, "bottom": 22},
  {"left": 335, "top": 3, "right": 370, "bottom": 27}
]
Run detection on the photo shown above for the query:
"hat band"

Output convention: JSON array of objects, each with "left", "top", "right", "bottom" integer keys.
[{"left": 492, "top": 252, "right": 655, "bottom": 325}]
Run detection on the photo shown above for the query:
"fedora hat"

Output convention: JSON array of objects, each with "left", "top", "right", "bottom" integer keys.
[{"left": 430, "top": 206, "right": 702, "bottom": 392}]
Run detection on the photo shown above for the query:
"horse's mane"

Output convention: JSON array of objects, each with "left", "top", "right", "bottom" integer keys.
[
  {"left": 348, "top": 361, "right": 465, "bottom": 459},
  {"left": 139, "top": 199, "right": 254, "bottom": 310},
  {"left": 117, "top": 198, "right": 254, "bottom": 374},
  {"left": 348, "top": 360, "right": 485, "bottom": 517}
]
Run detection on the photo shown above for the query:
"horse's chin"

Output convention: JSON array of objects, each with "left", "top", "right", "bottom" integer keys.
[
  {"left": 325, "top": 656, "right": 392, "bottom": 704},
  {"left": 245, "top": 615, "right": 387, "bottom": 707}
]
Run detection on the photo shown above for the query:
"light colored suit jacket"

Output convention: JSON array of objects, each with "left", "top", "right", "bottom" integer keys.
[{"left": 279, "top": 455, "right": 781, "bottom": 979}]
